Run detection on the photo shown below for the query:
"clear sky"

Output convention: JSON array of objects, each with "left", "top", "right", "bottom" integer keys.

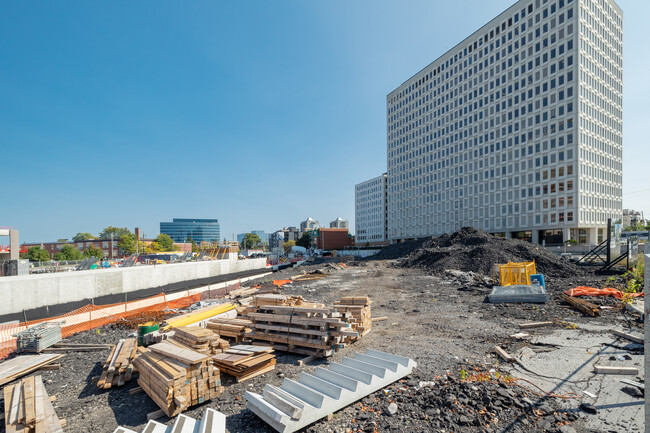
[{"left": 1, "top": 0, "right": 647, "bottom": 243}]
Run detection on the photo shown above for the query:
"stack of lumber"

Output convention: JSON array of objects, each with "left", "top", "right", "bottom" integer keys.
[
  {"left": 3, "top": 375, "right": 64, "bottom": 433},
  {"left": 14, "top": 323, "right": 62, "bottom": 353},
  {"left": 251, "top": 294, "right": 308, "bottom": 307},
  {"left": 97, "top": 338, "right": 138, "bottom": 389},
  {"left": 246, "top": 301, "right": 359, "bottom": 358},
  {"left": 164, "top": 303, "right": 235, "bottom": 330},
  {"left": 169, "top": 326, "right": 230, "bottom": 355},
  {"left": 333, "top": 296, "right": 372, "bottom": 342},
  {"left": 206, "top": 318, "right": 253, "bottom": 343},
  {"left": 0, "top": 354, "right": 64, "bottom": 387},
  {"left": 133, "top": 341, "right": 223, "bottom": 417},
  {"left": 212, "top": 345, "right": 276, "bottom": 382}
]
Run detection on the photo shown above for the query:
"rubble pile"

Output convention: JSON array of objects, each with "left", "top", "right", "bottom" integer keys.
[
  {"left": 393, "top": 227, "right": 585, "bottom": 281},
  {"left": 335, "top": 374, "right": 580, "bottom": 433}
]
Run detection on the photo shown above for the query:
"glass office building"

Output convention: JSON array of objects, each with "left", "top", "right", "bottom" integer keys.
[{"left": 160, "top": 218, "right": 221, "bottom": 243}]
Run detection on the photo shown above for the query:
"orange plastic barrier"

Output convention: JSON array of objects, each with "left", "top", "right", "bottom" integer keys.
[
  {"left": 564, "top": 286, "right": 644, "bottom": 300},
  {"left": 272, "top": 279, "right": 292, "bottom": 287},
  {"left": 0, "top": 291, "right": 201, "bottom": 360}
]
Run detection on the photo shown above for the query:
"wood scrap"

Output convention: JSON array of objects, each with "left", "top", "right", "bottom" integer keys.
[
  {"left": 212, "top": 345, "right": 276, "bottom": 382},
  {"left": 560, "top": 293, "right": 600, "bottom": 317},
  {"left": 494, "top": 346, "right": 514, "bottom": 363},
  {"left": 3, "top": 375, "right": 62, "bottom": 433},
  {"left": 371, "top": 316, "right": 388, "bottom": 322},
  {"left": 519, "top": 321, "right": 554, "bottom": 329},
  {"left": 593, "top": 365, "right": 639, "bottom": 375},
  {"left": 297, "top": 355, "right": 317, "bottom": 366},
  {"left": 611, "top": 330, "right": 643, "bottom": 344},
  {"left": 96, "top": 338, "right": 138, "bottom": 389},
  {"left": 0, "top": 354, "right": 64, "bottom": 387}
]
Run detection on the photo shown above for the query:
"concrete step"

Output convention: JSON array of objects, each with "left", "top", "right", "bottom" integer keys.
[
  {"left": 142, "top": 420, "right": 171, "bottom": 433},
  {"left": 113, "top": 408, "right": 225, "bottom": 433},
  {"left": 245, "top": 349, "right": 416, "bottom": 433}
]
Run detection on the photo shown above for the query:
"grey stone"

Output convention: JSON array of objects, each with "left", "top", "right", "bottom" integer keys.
[
  {"left": 385, "top": 402, "right": 398, "bottom": 416},
  {"left": 580, "top": 402, "right": 598, "bottom": 414}
]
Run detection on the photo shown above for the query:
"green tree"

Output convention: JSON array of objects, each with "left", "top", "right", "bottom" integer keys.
[
  {"left": 186, "top": 237, "right": 200, "bottom": 253},
  {"left": 241, "top": 233, "right": 262, "bottom": 250},
  {"left": 84, "top": 245, "right": 103, "bottom": 259},
  {"left": 118, "top": 234, "right": 137, "bottom": 256},
  {"left": 54, "top": 244, "right": 84, "bottom": 261},
  {"left": 155, "top": 234, "right": 174, "bottom": 251},
  {"left": 57, "top": 238, "right": 68, "bottom": 242},
  {"left": 27, "top": 246, "right": 50, "bottom": 262},
  {"left": 146, "top": 242, "right": 161, "bottom": 253},
  {"left": 98, "top": 226, "right": 132, "bottom": 240},
  {"left": 72, "top": 232, "right": 96, "bottom": 242},
  {"left": 296, "top": 232, "right": 311, "bottom": 249},
  {"left": 283, "top": 240, "right": 296, "bottom": 254}
]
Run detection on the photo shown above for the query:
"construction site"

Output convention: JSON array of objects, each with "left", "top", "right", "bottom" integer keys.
[{"left": 0, "top": 227, "right": 644, "bottom": 433}]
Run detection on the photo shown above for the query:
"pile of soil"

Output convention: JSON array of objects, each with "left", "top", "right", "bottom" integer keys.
[{"left": 380, "top": 227, "right": 587, "bottom": 280}]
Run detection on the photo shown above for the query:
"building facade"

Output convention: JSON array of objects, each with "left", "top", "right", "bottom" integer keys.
[
  {"left": 160, "top": 218, "right": 221, "bottom": 244},
  {"left": 236, "top": 230, "right": 270, "bottom": 245},
  {"left": 386, "top": 0, "right": 622, "bottom": 246},
  {"left": 314, "top": 228, "right": 353, "bottom": 250},
  {"left": 268, "top": 227, "right": 300, "bottom": 252},
  {"left": 355, "top": 173, "right": 388, "bottom": 245},
  {"left": 299, "top": 218, "right": 320, "bottom": 233},
  {"left": 329, "top": 217, "right": 349, "bottom": 229},
  {"left": 22, "top": 240, "right": 119, "bottom": 259}
]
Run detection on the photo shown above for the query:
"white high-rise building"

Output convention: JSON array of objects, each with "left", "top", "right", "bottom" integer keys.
[
  {"left": 355, "top": 173, "right": 388, "bottom": 244},
  {"left": 386, "top": 0, "right": 622, "bottom": 246}
]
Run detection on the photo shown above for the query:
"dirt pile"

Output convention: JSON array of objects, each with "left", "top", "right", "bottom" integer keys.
[{"left": 379, "top": 227, "right": 586, "bottom": 280}]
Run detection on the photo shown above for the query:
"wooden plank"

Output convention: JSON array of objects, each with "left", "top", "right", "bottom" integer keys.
[
  {"left": 494, "top": 346, "right": 514, "bottom": 363},
  {"left": 0, "top": 354, "right": 64, "bottom": 387},
  {"left": 34, "top": 376, "right": 46, "bottom": 433},
  {"left": 297, "top": 355, "right": 316, "bottom": 366},
  {"left": 148, "top": 342, "right": 208, "bottom": 365},
  {"left": 107, "top": 340, "right": 124, "bottom": 373},
  {"left": 519, "top": 321, "right": 554, "bottom": 329},
  {"left": 560, "top": 294, "right": 600, "bottom": 317},
  {"left": 236, "top": 363, "right": 276, "bottom": 383},
  {"left": 22, "top": 376, "right": 36, "bottom": 425},
  {"left": 620, "top": 379, "right": 645, "bottom": 390},
  {"left": 593, "top": 365, "right": 639, "bottom": 375},
  {"left": 371, "top": 317, "right": 387, "bottom": 322},
  {"left": 611, "top": 330, "right": 643, "bottom": 345},
  {"left": 146, "top": 409, "right": 165, "bottom": 421}
]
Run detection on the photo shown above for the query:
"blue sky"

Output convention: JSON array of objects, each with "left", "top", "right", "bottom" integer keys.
[{"left": 2, "top": 0, "right": 648, "bottom": 243}]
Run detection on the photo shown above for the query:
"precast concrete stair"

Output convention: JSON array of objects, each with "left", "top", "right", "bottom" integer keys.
[
  {"left": 245, "top": 349, "right": 416, "bottom": 433},
  {"left": 112, "top": 408, "right": 225, "bottom": 433}
]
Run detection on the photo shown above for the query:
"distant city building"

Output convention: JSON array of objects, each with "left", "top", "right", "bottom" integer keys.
[
  {"left": 236, "top": 230, "right": 269, "bottom": 245},
  {"left": 160, "top": 218, "right": 220, "bottom": 244},
  {"left": 269, "top": 227, "right": 300, "bottom": 252},
  {"left": 313, "top": 228, "right": 354, "bottom": 250},
  {"left": 386, "top": 0, "right": 623, "bottom": 246},
  {"left": 22, "top": 240, "right": 119, "bottom": 259},
  {"left": 622, "top": 209, "right": 645, "bottom": 228},
  {"left": 329, "top": 217, "right": 349, "bottom": 229},
  {"left": 355, "top": 174, "right": 388, "bottom": 245},
  {"left": 300, "top": 218, "right": 320, "bottom": 233}
]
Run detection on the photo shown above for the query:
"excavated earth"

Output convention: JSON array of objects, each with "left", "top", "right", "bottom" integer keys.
[{"left": 2, "top": 244, "right": 643, "bottom": 433}]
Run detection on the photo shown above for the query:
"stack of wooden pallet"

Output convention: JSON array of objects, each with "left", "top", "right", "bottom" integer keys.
[
  {"left": 212, "top": 345, "right": 276, "bottom": 382},
  {"left": 3, "top": 375, "right": 64, "bottom": 433},
  {"left": 169, "top": 326, "right": 229, "bottom": 355},
  {"left": 206, "top": 318, "right": 252, "bottom": 343},
  {"left": 96, "top": 338, "right": 138, "bottom": 389},
  {"left": 246, "top": 301, "right": 359, "bottom": 358},
  {"left": 333, "top": 296, "right": 372, "bottom": 343},
  {"left": 133, "top": 341, "right": 223, "bottom": 417}
]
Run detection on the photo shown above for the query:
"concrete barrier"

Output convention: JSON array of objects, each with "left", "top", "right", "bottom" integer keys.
[{"left": 0, "top": 258, "right": 267, "bottom": 321}]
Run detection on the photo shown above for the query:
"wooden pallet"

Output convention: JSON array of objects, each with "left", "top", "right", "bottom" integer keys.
[
  {"left": 97, "top": 338, "right": 138, "bottom": 389},
  {"left": 3, "top": 375, "right": 64, "bottom": 433}
]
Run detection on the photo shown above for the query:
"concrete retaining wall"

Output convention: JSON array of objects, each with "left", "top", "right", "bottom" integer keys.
[{"left": 0, "top": 258, "right": 267, "bottom": 321}]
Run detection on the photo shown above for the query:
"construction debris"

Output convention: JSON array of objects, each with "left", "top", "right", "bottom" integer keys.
[
  {"left": 494, "top": 345, "right": 515, "bottom": 363},
  {"left": 42, "top": 342, "right": 113, "bottom": 352},
  {"left": 245, "top": 349, "right": 416, "bottom": 433},
  {"left": 519, "top": 321, "right": 554, "bottom": 329},
  {"left": 212, "top": 344, "right": 276, "bottom": 382},
  {"left": 593, "top": 365, "right": 639, "bottom": 375},
  {"left": 3, "top": 375, "right": 64, "bottom": 433},
  {"left": 560, "top": 293, "right": 600, "bottom": 316},
  {"left": 133, "top": 342, "right": 223, "bottom": 417},
  {"left": 96, "top": 338, "right": 138, "bottom": 389},
  {"left": 14, "top": 323, "right": 62, "bottom": 353},
  {"left": 611, "top": 329, "right": 643, "bottom": 344},
  {"left": 0, "top": 354, "right": 65, "bottom": 387}
]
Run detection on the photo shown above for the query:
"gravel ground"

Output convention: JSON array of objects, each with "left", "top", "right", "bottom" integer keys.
[{"left": 3, "top": 259, "right": 643, "bottom": 433}]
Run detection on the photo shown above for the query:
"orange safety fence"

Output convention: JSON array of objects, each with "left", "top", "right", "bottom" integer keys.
[
  {"left": 564, "top": 286, "right": 644, "bottom": 299},
  {"left": 0, "top": 290, "right": 202, "bottom": 360}
]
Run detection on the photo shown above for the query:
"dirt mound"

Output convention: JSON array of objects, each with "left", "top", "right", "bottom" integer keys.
[{"left": 379, "top": 227, "right": 586, "bottom": 280}]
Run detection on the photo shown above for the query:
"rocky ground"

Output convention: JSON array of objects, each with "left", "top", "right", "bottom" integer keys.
[{"left": 2, "top": 256, "right": 644, "bottom": 433}]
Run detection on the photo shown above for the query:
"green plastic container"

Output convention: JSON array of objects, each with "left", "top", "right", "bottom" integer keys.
[{"left": 137, "top": 322, "right": 159, "bottom": 346}]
